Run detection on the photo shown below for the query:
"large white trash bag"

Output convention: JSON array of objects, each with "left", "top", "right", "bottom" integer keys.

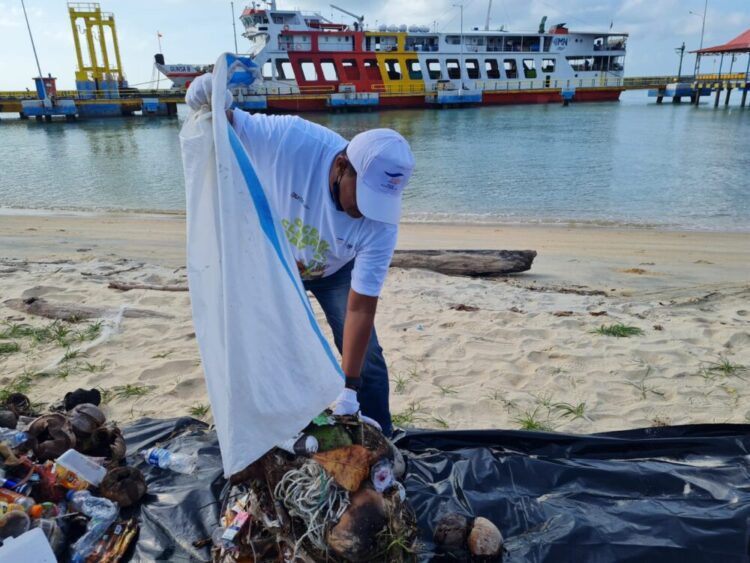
[{"left": 180, "top": 53, "right": 344, "bottom": 477}]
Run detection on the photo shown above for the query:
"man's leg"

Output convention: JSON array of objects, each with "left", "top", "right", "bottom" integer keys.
[{"left": 304, "top": 261, "right": 393, "bottom": 436}]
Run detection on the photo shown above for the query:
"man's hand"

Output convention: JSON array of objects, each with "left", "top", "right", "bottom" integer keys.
[
  {"left": 331, "top": 388, "right": 382, "bottom": 430},
  {"left": 332, "top": 388, "right": 359, "bottom": 416},
  {"left": 185, "top": 73, "right": 234, "bottom": 111}
]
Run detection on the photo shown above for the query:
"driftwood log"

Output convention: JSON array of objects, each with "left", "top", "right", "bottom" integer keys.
[
  {"left": 390, "top": 250, "right": 536, "bottom": 277},
  {"left": 3, "top": 297, "right": 172, "bottom": 321},
  {"left": 108, "top": 282, "right": 188, "bottom": 292}
]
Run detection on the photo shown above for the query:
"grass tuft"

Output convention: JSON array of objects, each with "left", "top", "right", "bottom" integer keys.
[
  {"left": 593, "top": 323, "right": 644, "bottom": 337},
  {"left": 514, "top": 407, "right": 555, "bottom": 432},
  {"left": 189, "top": 404, "right": 210, "bottom": 418},
  {"left": 112, "top": 384, "right": 150, "bottom": 399},
  {"left": 392, "top": 401, "right": 426, "bottom": 428},
  {"left": 0, "top": 374, "right": 34, "bottom": 403},
  {"left": 553, "top": 401, "right": 587, "bottom": 420},
  {"left": 435, "top": 383, "right": 458, "bottom": 396},
  {"left": 0, "top": 342, "right": 20, "bottom": 355},
  {"left": 706, "top": 357, "right": 746, "bottom": 378},
  {"left": 391, "top": 374, "right": 409, "bottom": 394}
]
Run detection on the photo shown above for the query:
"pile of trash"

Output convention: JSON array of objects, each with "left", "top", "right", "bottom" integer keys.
[
  {"left": 213, "top": 414, "right": 418, "bottom": 562},
  {"left": 0, "top": 388, "right": 184, "bottom": 561}
]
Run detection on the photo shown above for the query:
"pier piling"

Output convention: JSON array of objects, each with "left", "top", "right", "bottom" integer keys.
[
  {"left": 725, "top": 86, "right": 732, "bottom": 106},
  {"left": 741, "top": 89, "right": 748, "bottom": 108},
  {"left": 714, "top": 87, "right": 721, "bottom": 107}
]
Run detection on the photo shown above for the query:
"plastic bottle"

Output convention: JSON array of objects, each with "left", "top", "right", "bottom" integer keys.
[
  {"left": 66, "top": 490, "right": 119, "bottom": 563},
  {"left": 0, "top": 489, "right": 35, "bottom": 512},
  {"left": 0, "top": 429, "right": 30, "bottom": 448},
  {"left": 141, "top": 447, "right": 197, "bottom": 474}
]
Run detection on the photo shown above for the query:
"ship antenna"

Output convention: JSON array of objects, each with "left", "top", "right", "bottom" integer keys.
[
  {"left": 484, "top": 0, "right": 493, "bottom": 31},
  {"left": 231, "top": 1, "right": 239, "bottom": 52},
  {"left": 21, "top": 0, "right": 46, "bottom": 101},
  {"left": 330, "top": 4, "right": 364, "bottom": 27}
]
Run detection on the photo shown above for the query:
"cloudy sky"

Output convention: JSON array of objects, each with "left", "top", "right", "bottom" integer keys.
[{"left": 1, "top": 0, "right": 748, "bottom": 90}]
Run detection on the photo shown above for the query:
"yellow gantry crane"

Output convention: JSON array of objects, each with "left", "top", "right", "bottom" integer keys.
[{"left": 68, "top": 2, "right": 124, "bottom": 86}]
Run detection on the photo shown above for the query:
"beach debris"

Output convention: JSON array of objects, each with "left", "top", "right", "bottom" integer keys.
[
  {"left": 100, "top": 466, "right": 147, "bottom": 508},
  {"left": 589, "top": 311, "right": 608, "bottom": 317},
  {"left": 141, "top": 447, "right": 197, "bottom": 474},
  {"left": 326, "top": 487, "right": 387, "bottom": 561},
  {"left": 214, "top": 415, "right": 416, "bottom": 562},
  {"left": 553, "top": 311, "right": 575, "bottom": 317},
  {"left": 3, "top": 296, "right": 172, "bottom": 320},
  {"left": 434, "top": 512, "right": 469, "bottom": 552},
  {"left": 27, "top": 413, "right": 77, "bottom": 462},
  {"left": 63, "top": 388, "right": 102, "bottom": 411},
  {"left": 108, "top": 281, "right": 188, "bottom": 292},
  {"left": 277, "top": 433, "right": 319, "bottom": 455},
  {"left": 451, "top": 304, "right": 480, "bottom": 312},
  {"left": 313, "top": 445, "right": 372, "bottom": 492},
  {"left": 468, "top": 516, "right": 504, "bottom": 558},
  {"left": 0, "top": 411, "right": 18, "bottom": 430},
  {"left": 390, "top": 249, "right": 537, "bottom": 277},
  {"left": 3, "top": 393, "right": 33, "bottom": 417}
]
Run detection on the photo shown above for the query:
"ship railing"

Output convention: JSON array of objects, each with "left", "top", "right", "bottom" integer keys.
[{"left": 696, "top": 72, "right": 746, "bottom": 81}]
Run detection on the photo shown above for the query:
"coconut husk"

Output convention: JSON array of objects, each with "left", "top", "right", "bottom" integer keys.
[
  {"left": 0, "top": 410, "right": 18, "bottom": 429},
  {"left": 326, "top": 487, "right": 387, "bottom": 562},
  {"left": 27, "top": 413, "right": 76, "bottom": 462},
  {"left": 69, "top": 403, "right": 106, "bottom": 441},
  {"left": 4, "top": 393, "right": 32, "bottom": 417},
  {"left": 100, "top": 466, "right": 147, "bottom": 508}
]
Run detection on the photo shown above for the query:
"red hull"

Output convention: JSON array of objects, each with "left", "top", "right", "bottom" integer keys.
[{"left": 263, "top": 88, "right": 623, "bottom": 113}]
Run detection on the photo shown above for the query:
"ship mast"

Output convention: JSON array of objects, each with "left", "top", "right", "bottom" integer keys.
[{"left": 484, "top": 0, "right": 493, "bottom": 31}]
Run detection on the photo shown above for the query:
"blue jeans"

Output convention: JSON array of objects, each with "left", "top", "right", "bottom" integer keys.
[{"left": 303, "top": 260, "right": 392, "bottom": 436}]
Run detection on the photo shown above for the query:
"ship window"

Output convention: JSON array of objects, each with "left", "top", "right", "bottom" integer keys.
[
  {"left": 299, "top": 60, "right": 318, "bottom": 81},
  {"left": 566, "top": 56, "right": 593, "bottom": 72},
  {"left": 320, "top": 59, "right": 338, "bottom": 81},
  {"left": 406, "top": 59, "right": 422, "bottom": 80},
  {"left": 611, "top": 56, "right": 624, "bottom": 72},
  {"left": 446, "top": 35, "right": 461, "bottom": 45},
  {"left": 485, "top": 59, "right": 500, "bottom": 79},
  {"left": 504, "top": 59, "right": 518, "bottom": 79},
  {"left": 341, "top": 59, "right": 360, "bottom": 80},
  {"left": 542, "top": 58, "right": 555, "bottom": 73},
  {"left": 446, "top": 59, "right": 460, "bottom": 79},
  {"left": 262, "top": 61, "right": 273, "bottom": 79},
  {"left": 543, "top": 37, "right": 552, "bottom": 51},
  {"left": 385, "top": 59, "right": 402, "bottom": 80},
  {"left": 363, "top": 59, "right": 380, "bottom": 80},
  {"left": 522, "top": 59, "right": 537, "bottom": 79},
  {"left": 522, "top": 37, "right": 541, "bottom": 52},
  {"left": 465, "top": 59, "right": 480, "bottom": 79},
  {"left": 275, "top": 59, "right": 295, "bottom": 80},
  {"left": 426, "top": 59, "right": 441, "bottom": 79},
  {"left": 506, "top": 37, "right": 522, "bottom": 52}
]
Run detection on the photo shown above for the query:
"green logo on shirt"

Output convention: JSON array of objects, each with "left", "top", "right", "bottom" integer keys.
[{"left": 281, "top": 218, "right": 331, "bottom": 279}]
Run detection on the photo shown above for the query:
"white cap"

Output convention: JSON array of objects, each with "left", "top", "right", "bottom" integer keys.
[{"left": 346, "top": 129, "right": 415, "bottom": 225}]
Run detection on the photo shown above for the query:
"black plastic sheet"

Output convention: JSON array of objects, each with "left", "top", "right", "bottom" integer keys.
[{"left": 121, "top": 419, "right": 750, "bottom": 562}]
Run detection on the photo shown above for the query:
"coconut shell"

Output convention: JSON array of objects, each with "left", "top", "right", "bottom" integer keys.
[
  {"left": 27, "top": 413, "right": 76, "bottom": 462},
  {"left": 434, "top": 512, "right": 469, "bottom": 550},
  {"left": 100, "top": 466, "right": 147, "bottom": 507},
  {"left": 4, "top": 393, "right": 32, "bottom": 417},
  {"left": 0, "top": 410, "right": 18, "bottom": 430},
  {"left": 69, "top": 403, "right": 106, "bottom": 440},
  {"left": 326, "top": 488, "right": 388, "bottom": 562},
  {"left": 468, "top": 517, "right": 503, "bottom": 558}
]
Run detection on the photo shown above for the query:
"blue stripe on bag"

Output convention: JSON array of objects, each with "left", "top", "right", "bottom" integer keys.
[{"left": 228, "top": 126, "right": 344, "bottom": 378}]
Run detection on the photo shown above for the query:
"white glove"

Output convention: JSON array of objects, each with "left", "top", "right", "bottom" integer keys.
[
  {"left": 332, "top": 388, "right": 359, "bottom": 416},
  {"left": 185, "top": 73, "right": 233, "bottom": 111},
  {"left": 332, "top": 389, "right": 383, "bottom": 431}
]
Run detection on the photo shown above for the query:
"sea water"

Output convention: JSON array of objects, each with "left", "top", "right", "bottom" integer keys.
[{"left": 1, "top": 91, "right": 748, "bottom": 231}]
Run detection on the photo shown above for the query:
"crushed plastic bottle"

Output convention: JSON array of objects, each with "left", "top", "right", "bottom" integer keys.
[
  {"left": 66, "top": 490, "right": 119, "bottom": 563},
  {"left": 141, "top": 447, "right": 197, "bottom": 474},
  {"left": 0, "top": 428, "right": 30, "bottom": 448}
]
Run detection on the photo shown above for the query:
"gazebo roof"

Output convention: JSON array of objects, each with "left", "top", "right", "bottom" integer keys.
[{"left": 692, "top": 28, "right": 750, "bottom": 55}]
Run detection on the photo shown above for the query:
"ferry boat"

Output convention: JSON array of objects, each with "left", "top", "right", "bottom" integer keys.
[{"left": 158, "top": 1, "right": 628, "bottom": 111}]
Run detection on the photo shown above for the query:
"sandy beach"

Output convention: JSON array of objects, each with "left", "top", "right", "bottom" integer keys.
[{"left": 1, "top": 212, "right": 748, "bottom": 434}]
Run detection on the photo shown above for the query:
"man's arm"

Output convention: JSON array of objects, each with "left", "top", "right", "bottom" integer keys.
[{"left": 341, "top": 289, "right": 378, "bottom": 383}]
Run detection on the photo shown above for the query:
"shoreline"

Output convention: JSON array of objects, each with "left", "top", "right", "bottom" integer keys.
[{"left": 2, "top": 206, "right": 748, "bottom": 234}]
